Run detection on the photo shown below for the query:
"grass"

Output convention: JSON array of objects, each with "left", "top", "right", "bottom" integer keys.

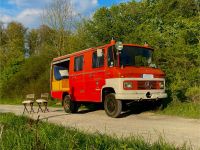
[
  {"left": 0, "top": 113, "right": 188, "bottom": 150},
  {"left": 0, "top": 98, "right": 60, "bottom": 107},
  {"left": 0, "top": 98, "right": 22, "bottom": 105},
  {"left": 157, "top": 101, "right": 200, "bottom": 119}
]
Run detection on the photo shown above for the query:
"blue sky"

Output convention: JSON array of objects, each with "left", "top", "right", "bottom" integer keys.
[{"left": 0, "top": 0, "right": 131, "bottom": 28}]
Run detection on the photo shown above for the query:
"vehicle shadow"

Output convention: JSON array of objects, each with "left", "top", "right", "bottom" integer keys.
[
  {"left": 119, "top": 101, "right": 163, "bottom": 118},
  {"left": 76, "top": 101, "right": 163, "bottom": 118}
]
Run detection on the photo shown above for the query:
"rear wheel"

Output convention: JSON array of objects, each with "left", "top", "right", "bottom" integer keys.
[
  {"left": 104, "top": 93, "right": 122, "bottom": 118},
  {"left": 63, "top": 95, "right": 79, "bottom": 113}
]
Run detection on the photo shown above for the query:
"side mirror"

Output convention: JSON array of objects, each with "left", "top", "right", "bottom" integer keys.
[
  {"left": 97, "top": 49, "right": 103, "bottom": 57},
  {"left": 115, "top": 41, "right": 123, "bottom": 51}
]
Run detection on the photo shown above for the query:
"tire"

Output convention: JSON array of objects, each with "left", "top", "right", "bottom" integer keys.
[
  {"left": 104, "top": 93, "right": 122, "bottom": 118},
  {"left": 154, "top": 99, "right": 164, "bottom": 110},
  {"left": 63, "top": 95, "right": 79, "bottom": 113}
]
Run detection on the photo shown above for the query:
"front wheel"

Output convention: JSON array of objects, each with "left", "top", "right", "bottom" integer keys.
[
  {"left": 63, "top": 95, "right": 79, "bottom": 113},
  {"left": 104, "top": 93, "right": 122, "bottom": 118}
]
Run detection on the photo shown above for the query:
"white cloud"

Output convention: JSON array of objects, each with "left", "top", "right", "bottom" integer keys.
[
  {"left": 72, "top": 0, "right": 98, "bottom": 14},
  {"left": 8, "top": 0, "right": 50, "bottom": 8},
  {"left": 1, "top": 0, "right": 99, "bottom": 28},
  {"left": 1, "top": 8, "right": 43, "bottom": 28},
  {"left": 1, "top": 15, "right": 13, "bottom": 23},
  {"left": 16, "top": 8, "right": 43, "bottom": 27}
]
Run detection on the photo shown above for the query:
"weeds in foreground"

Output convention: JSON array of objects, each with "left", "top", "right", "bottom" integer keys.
[{"left": 0, "top": 113, "right": 190, "bottom": 150}]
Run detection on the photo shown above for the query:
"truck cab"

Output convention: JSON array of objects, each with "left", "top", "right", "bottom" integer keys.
[{"left": 51, "top": 40, "right": 167, "bottom": 117}]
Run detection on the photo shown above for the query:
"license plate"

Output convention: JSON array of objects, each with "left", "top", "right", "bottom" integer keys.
[{"left": 142, "top": 74, "right": 154, "bottom": 79}]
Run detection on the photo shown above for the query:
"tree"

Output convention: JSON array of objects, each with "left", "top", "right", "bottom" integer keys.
[
  {"left": 0, "top": 22, "right": 26, "bottom": 98},
  {"left": 42, "top": 0, "right": 74, "bottom": 56}
]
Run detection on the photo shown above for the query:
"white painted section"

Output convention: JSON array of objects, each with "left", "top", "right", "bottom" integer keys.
[
  {"left": 103, "top": 78, "right": 167, "bottom": 100},
  {"left": 53, "top": 58, "right": 70, "bottom": 65}
]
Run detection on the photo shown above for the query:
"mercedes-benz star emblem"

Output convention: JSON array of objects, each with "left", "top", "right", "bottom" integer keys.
[{"left": 144, "top": 81, "right": 152, "bottom": 89}]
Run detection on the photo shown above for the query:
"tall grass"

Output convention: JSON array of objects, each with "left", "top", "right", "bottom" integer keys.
[
  {"left": 158, "top": 101, "right": 200, "bottom": 119},
  {"left": 0, "top": 98, "right": 22, "bottom": 105},
  {"left": 0, "top": 113, "right": 188, "bottom": 150}
]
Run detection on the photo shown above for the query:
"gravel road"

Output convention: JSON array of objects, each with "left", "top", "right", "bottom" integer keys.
[{"left": 0, "top": 104, "right": 199, "bottom": 149}]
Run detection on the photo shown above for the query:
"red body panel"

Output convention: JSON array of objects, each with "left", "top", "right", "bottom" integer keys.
[{"left": 51, "top": 91, "right": 63, "bottom": 100}]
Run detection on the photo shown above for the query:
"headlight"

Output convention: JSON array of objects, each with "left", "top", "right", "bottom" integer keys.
[
  {"left": 159, "top": 81, "right": 164, "bottom": 89},
  {"left": 123, "top": 81, "right": 133, "bottom": 90}
]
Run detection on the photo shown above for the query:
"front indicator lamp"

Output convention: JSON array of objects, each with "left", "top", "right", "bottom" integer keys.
[{"left": 123, "top": 81, "right": 133, "bottom": 90}]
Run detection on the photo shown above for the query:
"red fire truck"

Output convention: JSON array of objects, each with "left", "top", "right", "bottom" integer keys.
[{"left": 50, "top": 40, "right": 167, "bottom": 117}]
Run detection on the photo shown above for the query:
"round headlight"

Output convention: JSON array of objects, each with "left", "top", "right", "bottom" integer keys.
[
  {"left": 115, "top": 41, "right": 123, "bottom": 51},
  {"left": 123, "top": 81, "right": 133, "bottom": 89},
  {"left": 159, "top": 81, "right": 164, "bottom": 89}
]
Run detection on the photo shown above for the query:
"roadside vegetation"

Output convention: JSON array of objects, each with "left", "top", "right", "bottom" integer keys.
[
  {"left": 157, "top": 101, "right": 200, "bottom": 119},
  {"left": 0, "top": 113, "right": 189, "bottom": 150},
  {"left": 0, "top": 0, "right": 199, "bottom": 117}
]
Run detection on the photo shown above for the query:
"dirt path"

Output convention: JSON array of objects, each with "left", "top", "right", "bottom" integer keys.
[{"left": 0, "top": 104, "right": 199, "bottom": 149}]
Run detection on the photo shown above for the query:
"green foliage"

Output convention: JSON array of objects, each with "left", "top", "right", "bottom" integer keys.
[
  {"left": 185, "top": 86, "right": 200, "bottom": 103},
  {"left": 158, "top": 101, "right": 200, "bottom": 119},
  {"left": 0, "top": 0, "right": 199, "bottom": 105},
  {"left": 0, "top": 53, "right": 52, "bottom": 98},
  {"left": 0, "top": 113, "right": 187, "bottom": 150}
]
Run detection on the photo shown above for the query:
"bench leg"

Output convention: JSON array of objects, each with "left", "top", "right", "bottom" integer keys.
[
  {"left": 23, "top": 104, "right": 29, "bottom": 114},
  {"left": 44, "top": 102, "right": 49, "bottom": 113},
  {"left": 37, "top": 103, "right": 43, "bottom": 113},
  {"left": 30, "top": 103, "right": 34, "bottom": 113}
]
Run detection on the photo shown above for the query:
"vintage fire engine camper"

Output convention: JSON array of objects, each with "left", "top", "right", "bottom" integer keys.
[{"left": 50, "top": 40, "right": 167, "bottom": 117}]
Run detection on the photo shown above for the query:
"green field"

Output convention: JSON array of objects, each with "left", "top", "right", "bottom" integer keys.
[{"left": 0, "top": 113, "right": 189, "bottom": 150}]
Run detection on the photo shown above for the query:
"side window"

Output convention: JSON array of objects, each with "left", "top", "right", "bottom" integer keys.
[
  {"left": 92, "top": 50, "right": 104, "bottom": 68},
  {"left": 74, "top": 55, "right": 84, "bottom": 72},
  {"left": 108, "top": 47, "right": 114, "bottom": 67},
  {"left": 54, "top": 66, "right": 69, "bottom": 80}
]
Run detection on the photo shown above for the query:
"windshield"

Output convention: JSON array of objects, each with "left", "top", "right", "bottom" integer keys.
[{"left": 119, "top": 46, "right": 153, "bottom": 67}]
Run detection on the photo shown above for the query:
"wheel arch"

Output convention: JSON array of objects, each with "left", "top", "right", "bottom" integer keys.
[
  {"left": 101, "top": 87, "right": 115, "bottom": 102},
  {"left": 62, "top": 92, "right": 70, "bottom": 106}
]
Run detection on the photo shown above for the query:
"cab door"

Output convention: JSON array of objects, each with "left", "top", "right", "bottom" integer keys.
[{"left": 85, "top": 49, "right": 105, "bottom": 102}]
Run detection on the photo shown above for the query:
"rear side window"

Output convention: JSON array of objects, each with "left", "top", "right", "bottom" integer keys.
[
  {"left": 92, "top": 50, "right": 104, "bottom": 68},
  {"left": 54, "top": 66, "right": 69, "bottom": 80},
  {"left": 74, "top": 55, "right": 84, "bottom": 71}
]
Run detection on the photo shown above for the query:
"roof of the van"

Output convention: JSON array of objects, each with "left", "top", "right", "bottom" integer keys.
[{"left": 52, "top": 43, "right": 153, "bottom": 62}]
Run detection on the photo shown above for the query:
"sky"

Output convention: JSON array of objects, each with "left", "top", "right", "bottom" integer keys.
[{"left": 0, "top": 0, "right": 131, "bottom": 28}]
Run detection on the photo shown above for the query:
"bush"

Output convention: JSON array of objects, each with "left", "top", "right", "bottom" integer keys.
[
  {"left": 185, "top": 86, "right": 200, "bottom": 103},
  {"left": 0, "top": 54, "right": 52, "bottom": 99}
]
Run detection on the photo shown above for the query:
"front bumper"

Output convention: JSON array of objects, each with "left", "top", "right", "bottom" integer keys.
[{"left": 115, "top": 91, "right": 167, "bottom": 100}]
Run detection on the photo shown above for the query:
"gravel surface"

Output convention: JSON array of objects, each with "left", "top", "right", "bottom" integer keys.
[{"left": 0, "top": 104, "right": 199, "bottom": 149}]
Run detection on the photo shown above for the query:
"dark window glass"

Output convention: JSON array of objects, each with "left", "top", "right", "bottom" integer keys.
[
  {"left": 108, "top": 47, "right": 115, "bottom": 67},
  {"left": 74, "top": 55, "right": 84, "bottom": 71},
  {"left": 119, "top": 46, "right": 153, "bottom": 67},
  {"left": 54, "top": 66, "right": 69, "bottom": 80},
  {"left": 92, "top": 50, "right": 104, "bottom": 68}
]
